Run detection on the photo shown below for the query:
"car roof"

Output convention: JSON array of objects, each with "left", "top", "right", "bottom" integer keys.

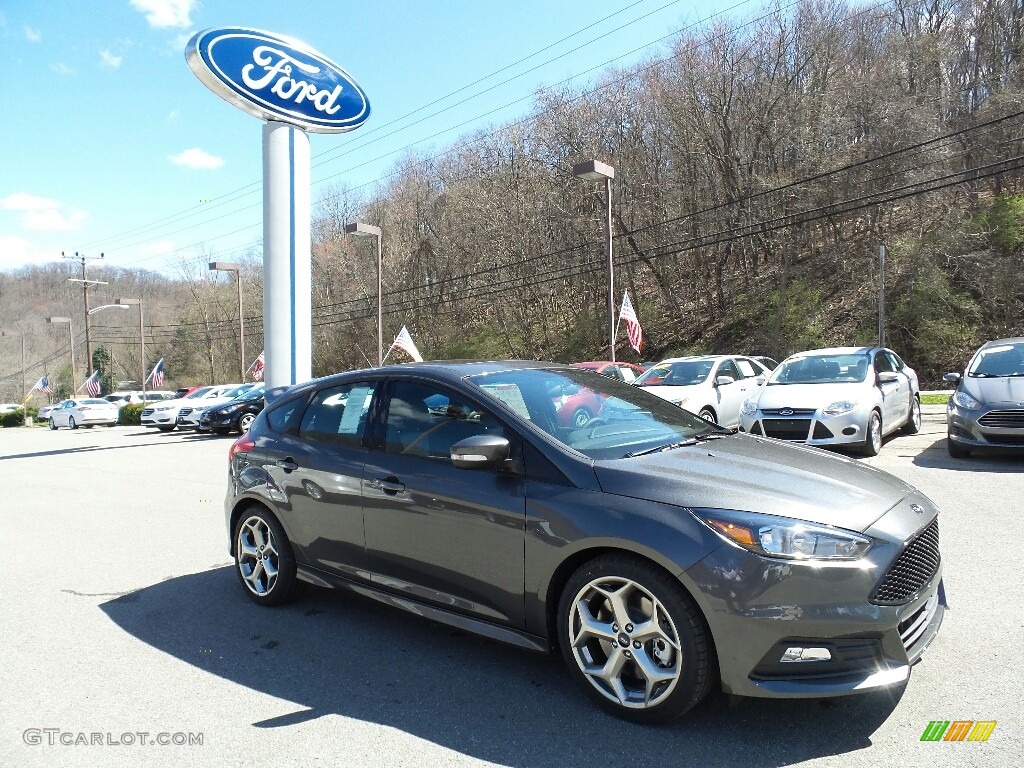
[
  {"left": 784, "top": 347, "right": 876, "bottom": 358},
  {"left": 981, "top": 337, "right": 1024, "bottom": 347},
  {"left": 655, "top": 355, "right": 734, "bottom": 364}
]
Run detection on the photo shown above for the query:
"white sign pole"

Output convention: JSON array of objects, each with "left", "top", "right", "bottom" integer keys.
[{"left": 263, "top": 121, "right": 312, "bottom": 388}]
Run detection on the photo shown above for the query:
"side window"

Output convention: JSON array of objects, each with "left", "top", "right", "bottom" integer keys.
[
  {"left": 266, "top": 396, "right": 305, "bottom": 434},
  {"left": 297, "top": 383, "right": 375, "bottom": 446},
  {"left": 885, "top": 351, "right": 904, "bottom": 371},
  {"left": 385, "top": 380, "right": 506, "bottom": 460},
  {"left": 717, "top": 360, "right": 740, "bottom": 381},
  {"left": 874, "top": 352, "right": 894, "bottom": 374},
  {"left": 735, "top": 359, "right": 758, "bottom": 379},
  {"left": 618, "top": 366, "right": 638, "bottom": 383}
]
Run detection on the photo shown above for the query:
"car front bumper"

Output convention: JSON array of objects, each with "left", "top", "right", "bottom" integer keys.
[
  {"left": 947, "top": 402, "right": 1024, "bottom": 450},
  {"left": 682, "top": 497, "right": 945, "bottom": 698},
  {"left": 739, "top": 404, "right": 873, "bottom": 448}
]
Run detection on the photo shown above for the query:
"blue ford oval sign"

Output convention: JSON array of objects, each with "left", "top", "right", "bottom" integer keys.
[{"left": 185, "top": 28, "right": 370, "bottom": 133}]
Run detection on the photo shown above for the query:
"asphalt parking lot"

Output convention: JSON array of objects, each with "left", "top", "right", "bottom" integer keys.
[{"left": 1, "top": 409, "right": 1020, "bottom": 768}]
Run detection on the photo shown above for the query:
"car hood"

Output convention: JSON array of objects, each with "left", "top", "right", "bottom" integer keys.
[
  {"left": 964, "top": 376, "right": 1024, "bottom": 405},
  {"left": 593, "top": 433, "right": 913, "bottom": 533},
  {"left": 754, "top": 382, "right": 869, "bottom": 409},
  {"left": 185, "top": 396, "right": 236, "bottom": 411}
]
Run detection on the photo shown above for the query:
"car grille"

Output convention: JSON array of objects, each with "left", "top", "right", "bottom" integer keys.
[
  {"left": 982, "top": 433, "right": 1024, "bottom": 445},
  {"left": 978, "top": 409, "right": 1024, "bottom": 428},
  {"left": 871, "top": 519, "right": 940, "bottom": 605},
  {"left": 760, "top": 408, "right": 817, "bottom": 417},
  {"left": 178, "top": 408, "right": 193, "bottom": 417},
  {"left": 899, "top": 591, "right": 940, "bottom": 659},
  {"left": 760, "top": 419, "right": 812, "bottom": 440},
  {"left": 141, "top": 408, "right": 154, "bottom": 417}
]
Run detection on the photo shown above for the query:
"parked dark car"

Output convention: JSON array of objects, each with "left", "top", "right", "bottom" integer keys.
[
  {"left": 224, "top": 361, "right": 944, "bottom": 723},
  {"left": 944, "top": 337, "right": 1024, "bottom": 457},
  {"left": 199, "top": 387, "right": 265, "bottom": 434}
]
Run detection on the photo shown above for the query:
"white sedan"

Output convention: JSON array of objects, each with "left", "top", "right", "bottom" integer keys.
[
  {"left": 739, "top": 346, "right": 921, "bottom": 456},
  {"left": 49, "top": 398, "right": 120, "bottom": 429},
  {"left": 633, "top": 355, "right": 771, "bottom": 427}
]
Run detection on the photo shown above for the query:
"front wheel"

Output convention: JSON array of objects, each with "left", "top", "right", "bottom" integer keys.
[
  {"left": 233, "top": 508, "right": 298, "bottom": 606},
  {"left": 697, "top": 408, "right": 717, "bottom": 424},
  {"left": 947, "top": 436, "right": 971, "bottom": 459},
  {"left": 69, "top": 416, "right": 78, "bottom": 430},
  {"left": 49, "top": 418, "right": 57, "bottom": 431},
  {"left": 557, "top": 554, "right": 715, "bottom": 723},
  {"left": 860, "top": 410, "right": 882, "bottom": 456},
  {"left": 902, "top": 398, "right": 921, "bottom": 435}
]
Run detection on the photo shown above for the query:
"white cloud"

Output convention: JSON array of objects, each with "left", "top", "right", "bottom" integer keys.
[
  {"left": 25, "top": 26, "right": 41, "bottom": 42},
  {"left": 170, "top": 148, "right": 225, "bottom": 170},
  {"left": 1, "top": 193, "right": 88, "bottom": 232},
  {"left": 0, "top": 236, "right": 63, "bottom": 269},
  {"left": 130, "top": 0, "right": 195, "bottom": 29},
  {"left": 51, "top": 62, "right": 76, "bottom": 77},
  {"left": 99, "top": 49, "right": 122, "bottom": 68}
]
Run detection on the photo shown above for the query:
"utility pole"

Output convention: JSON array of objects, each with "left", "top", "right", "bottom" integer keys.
[
  {"left": 878, "top": 244, "right": 886, "bottom": 348},
  {"left": 63, "top": 251, "right": 107, "bottom": 378}
]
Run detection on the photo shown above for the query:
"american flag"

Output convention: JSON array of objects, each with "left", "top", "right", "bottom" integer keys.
[
  {"left": 83, "top": 371, "right": 101, "bottom": 397},
  {"left": 248, "top": 351, "right": 265, "bottom": 382},
  {"left": 390, "top": 326, "right": 423, "bottom": 362},
  {"left": 619, "top": 291, "right": 643, "bottom": 354},
  {"left": 32, "top": 376, "right": 53, "bottom": 394},
  {"left": 149, "top": 358, "right": 165, "bottom": 388}
]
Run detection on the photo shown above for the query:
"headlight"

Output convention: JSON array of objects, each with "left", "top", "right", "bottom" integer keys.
[
  {"left": 952, "top": 390, "right": 982, "bottom": 410},
  {"left": 822, "top": 400, "right": 857, "bottom": 416},
  {"left": 693, "top": 509, "right": 872, "bottom": 561},
  {"left": 741, "top": 399, "right": 758, "bottom": 416}
]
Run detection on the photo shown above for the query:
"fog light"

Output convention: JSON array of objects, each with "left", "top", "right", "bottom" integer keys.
[
  {"left": 780, "top": 647, "right": 832, "bottom": 663},
  {"left": 841, "top": 426, "right": 857, "bottom": 436}
]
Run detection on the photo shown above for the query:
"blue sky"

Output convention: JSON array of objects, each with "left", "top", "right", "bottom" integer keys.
[{"left": 0, "top": 0, "right": 748, "bottom": 275}]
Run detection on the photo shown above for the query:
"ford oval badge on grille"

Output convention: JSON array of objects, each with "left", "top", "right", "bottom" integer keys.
[
  {"left": 910, "top": 503, "right": 925, "bottom": 514},
  {"left": 779, "top": 408, "right": 794, "bottom": 416},
  {"left": 185, "top": 28, "right": 370, "bottom": 133}
]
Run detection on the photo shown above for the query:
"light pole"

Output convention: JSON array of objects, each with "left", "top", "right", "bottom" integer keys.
[
  {"left": 0, "top": 331, "right": 26, "bottom": 400},
  {"left": 46, "top": 316, "right": 75, "bottom": 392},
  {"left": 209, "top": 262, "right": 245, "bottom": 381},
  {"left": 87, "top": 304, "right": 131, "bottom": 395},
  {"left": 344, "top": 222, "right": 383, "bottom": 367},
  {"left": 573, "top": 159, "right": 616, "bottom": 362},
  {"left": 115, "top": 298, "right": 145, "bottom": 396}
]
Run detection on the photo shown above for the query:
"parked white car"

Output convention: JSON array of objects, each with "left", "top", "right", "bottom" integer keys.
[
  {"left": 176, "top": 383, "right": 262, "bottom": 430},
  {"left": 739, "top": 346, "right": 921, "bottom": 456},
  {"left": 633, "top": 355, "right": 771, "bottom": 427},
  {"left": 37, "top": 401, "right": 64, "bottom": 420},
  {"left": 105, "top": 391, "right": 176, "bottom": 407},
  {"left": 0, "top": 403, "right": 22, "bottom": 414},
  {"left": 140, "top": 384, "right": 241, "bottom": 432},
  {"left": 48, "top": 398, "right": 120, "bottom": 429}
]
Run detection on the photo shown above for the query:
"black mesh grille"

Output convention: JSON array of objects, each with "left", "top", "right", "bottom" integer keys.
[
  {"left": 983, "top": 433, "right": 1024, "bottom": 445},
  {"left": 761, "top": 419, "right": 812, "bottom": 440},
  {"left": 978, "top": 409, "right": 1024, "bottom": 428},
  {"left": 871, "top": 519, "right": 940, "bottom": 605},
  {"left": 761, "top": 408, "right": 817, "bottom": 417},
  {"left": 812, "top": 422, "right": 835, "bottom": 439},
  {"left": 178, "top": 408, "right": 193, "bottom": 417}
]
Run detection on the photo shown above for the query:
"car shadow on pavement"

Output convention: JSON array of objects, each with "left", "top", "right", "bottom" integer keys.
[
  {"left": 912, "top": 435, "right": 1024, "bottom": 472},
  {"left": 0, "top": 441, "right": 181, "bottom": 461},
  {"left": 102, "top": 568, "right": 901, "bottom": 767}
]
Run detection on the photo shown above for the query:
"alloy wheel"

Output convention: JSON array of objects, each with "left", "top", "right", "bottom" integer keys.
[
  {"left": 236, "top": 516, "right": 281, "bottom": 597},
  {"left": 566, "top": 576, "right": 683, "bottom": 709}
]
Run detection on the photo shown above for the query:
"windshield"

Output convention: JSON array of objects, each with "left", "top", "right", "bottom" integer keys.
[
  {"left": 769, "top": 353, "right": 870, "bottom": 385},
  {"left": 468, "top": 367, "right": 722, "bottom": 460},
  {"left": 969, "top": 342, "right": 1024, "bottom": 377},
  {"left": 184, "top": 387, "right": 213, "bottom": 399},
  {"left": 634, "top": 360, "right": 714, "bottom": 387}
]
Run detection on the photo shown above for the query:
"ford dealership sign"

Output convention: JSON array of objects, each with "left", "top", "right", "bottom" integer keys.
[{"left": 185, "top": 28, "right": 370, "bottom": 133}]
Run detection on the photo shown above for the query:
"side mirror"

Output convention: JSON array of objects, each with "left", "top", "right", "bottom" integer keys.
[
  {"left": 715, "top": 375, "right": 736, "bottom": 387},
  {"left": 450, "top": 434, "right": 510, "bottom": 470},
  {"left": 877, "top": 371, "right": 899, "bottom": 384},
  {"left": 943, "top": 372, "right": 962, "bottom": 384}
]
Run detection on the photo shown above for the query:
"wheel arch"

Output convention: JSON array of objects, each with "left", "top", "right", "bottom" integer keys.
[{"left": 228, "top": 497, "right": 289, "bottom": 557}]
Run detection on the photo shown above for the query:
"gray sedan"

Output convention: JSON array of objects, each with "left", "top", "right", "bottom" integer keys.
[
  {"left": 740, "top": 346, "right": 921, "bottom": 456},
  {"left": 223, "top": 361, "right": 943, "bottom": 723},
  {"left": 945, "top": 337, "right": 1024, "bottom": 457}
]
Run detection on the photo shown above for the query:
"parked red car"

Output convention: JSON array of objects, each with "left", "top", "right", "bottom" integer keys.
[{"left": 572, "top": 361, "right": 647, "bottom": 383}]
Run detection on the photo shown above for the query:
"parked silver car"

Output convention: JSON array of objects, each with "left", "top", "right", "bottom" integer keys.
[
  {"left": 739, "top": 347, "right": 921, "bottom": 456},
  {"left": 944, "top": 337, "right": 1024, "bottom": 457}
]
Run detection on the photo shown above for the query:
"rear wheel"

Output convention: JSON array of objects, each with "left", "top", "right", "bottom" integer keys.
[
  {"left": 902, "top": 397, "right": 921, "bottom": 435},
  {"left": 557, "top": 554, "right": 715, "bottom": 723},
  {"left": 233, "top": 508, "right": 298, "bottom": 606},
  {"left": 947, "top": 436, "right": 971, "bottom": 458},
  {"left": 698, "top": 408, "right": 717, "bottom": 424},
  {"left": 860, "top": 410, "right": 882, "bottom": 456}
]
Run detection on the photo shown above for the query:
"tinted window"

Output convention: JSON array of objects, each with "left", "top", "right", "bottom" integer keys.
[
  {"left": 884, "top": 351, "right": 904, "bottom": 372},
  {"left": 771, "top": 354, "right": 871, "bottom": 384},
  {"left": 298, "top": 383, "right": 375, "bottom": 446},
  {"left": 266, "top": 397, "right": 303, "bottom": 433},
  {"left": 385, "top": 380, "right": 506, "bottom": 459},
  {"left": 969, "top": 342, "right": 1024, "bottom": 377},
  {"left": 717, "top": 360, "right": 740, "bottom": 380},
  {"left": 874, "top": 352, "right": 894, "bottom": 374}
]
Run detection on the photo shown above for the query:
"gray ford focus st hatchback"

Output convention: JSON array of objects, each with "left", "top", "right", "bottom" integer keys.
[{"left": 224, "top": 361, "right": 944, "bottom": 723}]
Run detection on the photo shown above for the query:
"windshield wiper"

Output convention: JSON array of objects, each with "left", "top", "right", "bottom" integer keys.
[
  {"left": 625, "top": 439, "right": 698, "bottom": 457},
  {"left": 694, "top": 431, "right": 731, "bottom": 441}
]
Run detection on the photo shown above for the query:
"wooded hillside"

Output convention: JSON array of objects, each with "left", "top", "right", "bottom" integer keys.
[{"left": 2, "top": 0, "right": 1022, "bottom": 401}]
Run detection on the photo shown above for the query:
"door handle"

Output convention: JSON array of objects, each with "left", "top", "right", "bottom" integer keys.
[
  {"left": 275, "top": 457, "right": 299, "bottom": 472},
  {"left": 367, "top": 477, "right": 405, "bottom": 494}
]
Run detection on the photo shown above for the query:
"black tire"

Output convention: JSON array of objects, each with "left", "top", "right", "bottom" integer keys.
[
  {"left": 557, "top": 553, "right": 715, "bottom": 724},
  {"left": 157, "top": 425, "right": 175, "bottom": 433},
  {"left": 698, "top": 408, "right": 717, "bottom": 424},
  {"left": 238, "top": 412, "right": 256, "bottom": 433},
  {"left": 902, "top": 397, "right": 922, "bottom": 435},
  {"left": 860, "top": 410, "right": 882, "bottom": 456},
  {"left": 571, "top": 408, "right": 593, "bottom": 428},
  {"left": 947, "top": 436, "right": 971, "bottom": 459},
  {"left": 69, "top": 416, "right": 78, "bottom": 430},
  {"left": 83, "top": 424, "right": 94, "bottom": 429},
  {"left": 232, "top": 507, "right": 298, "bottom": 606},
  {"left": 49, "top": 418, "right": 57, "bottom": 431},
  {"left": 107, "top": 422, "right": 117, "bottom": 428}
]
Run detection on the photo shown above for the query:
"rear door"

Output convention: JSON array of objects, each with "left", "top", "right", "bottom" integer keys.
[
  {"left": 873, "top": 351, "right": 907, "bottom": 430},
  {"left": 362, "top": 378, "right": 526, "bottom": 626}
]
